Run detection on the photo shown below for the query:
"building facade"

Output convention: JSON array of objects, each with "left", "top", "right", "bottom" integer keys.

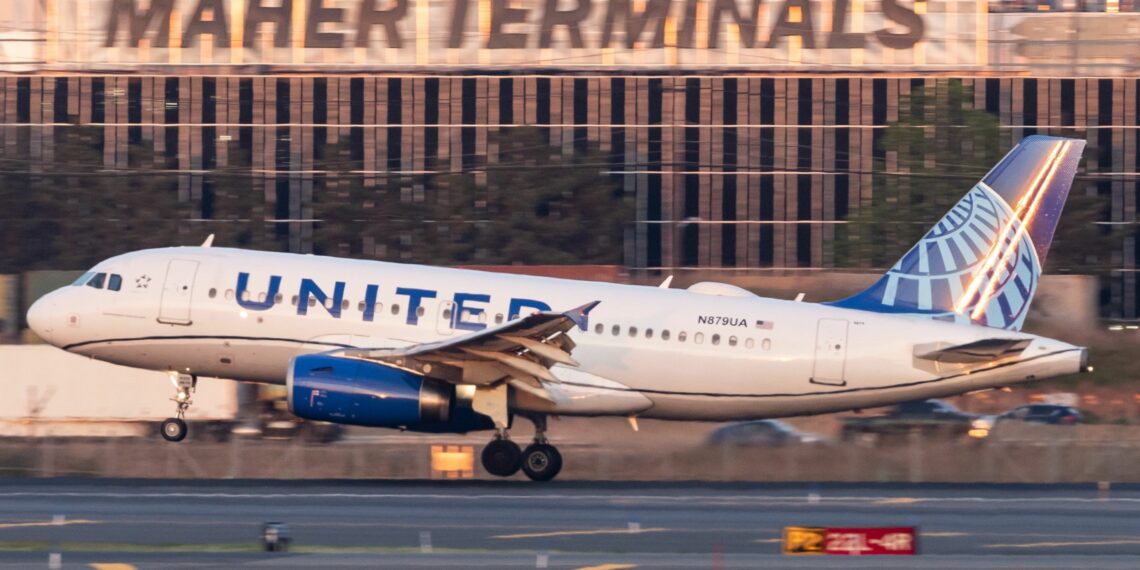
[{"left": 1, "top": 1, "right": 1138, "bottom": 319}]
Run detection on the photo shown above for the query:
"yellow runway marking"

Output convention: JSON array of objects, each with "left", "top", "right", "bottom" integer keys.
[
  {"left": 875, "top": 497, "right": 924, "bottom": 505},
  {"left": 986, "top": 539, "right": 1140, "bottom": 549},
  {"left": 494, "top": 528, "right": 667, "bottom": 539},
  {"left": 90, "top": 565, "right": 138, "bottom": 570},
  {"left": 573, "top": 565, "right": 637, "bottom": 570},
  {"left": 0, "top": 519, "right": 99, "bottom": 529}
]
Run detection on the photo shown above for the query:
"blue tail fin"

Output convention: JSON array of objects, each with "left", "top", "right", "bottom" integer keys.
[{"left": 831, "top": 135, "right": 1085, "bottom": 331}]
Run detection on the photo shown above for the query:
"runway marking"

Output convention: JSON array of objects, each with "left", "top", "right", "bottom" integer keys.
[
  {"left": 574, "top": 565, "right": 637, "bottom": 570},
  {"left": 754, "top": 538, "right": 783, "bottom": 543},
  {"left": 924, "top": 532, "right": 970, "bottom": 537},
  {"left": 985, "top": 539, "right": 1140, "bottom": 549},
  {"left": 494, "top": 528, "right": 667, "bottom": 539},
  {"left": 0, "top": 519, "right": 99, "bottom": 529},
  {"left": 876, "top": 497, "right": 923, "bottom": 505},
  {"left": 89, "top": 565, "right": 138, "bottom": 570}
]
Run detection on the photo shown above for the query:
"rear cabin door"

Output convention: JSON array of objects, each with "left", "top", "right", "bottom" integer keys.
[
  {"left": 157, "top": 260, "right": 199, "bottom": 325},
  {"left": 811, "top": 319, "right": 849, "bottom": 386}
]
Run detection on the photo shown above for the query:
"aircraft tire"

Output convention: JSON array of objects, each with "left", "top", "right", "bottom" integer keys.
[
  {"left": 521, "top": 444, "right": 563, "bottom": 482},
  {"left": 161, "top": 418, "right": 188, "bottom": 442},
  {"left": 481, "top": 439, "right": 522, "bottom": 477}
]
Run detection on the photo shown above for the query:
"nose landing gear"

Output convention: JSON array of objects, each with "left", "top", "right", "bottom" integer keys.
[
  {"left": 480, "top": 415, "right": 563, "bottom": 482},
  {"left": 160, "top": 373, "right": 196, "bottom": 442}
]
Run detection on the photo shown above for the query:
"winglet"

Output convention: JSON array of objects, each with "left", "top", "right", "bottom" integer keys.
[
  {"left": 201, "top": 234, "right": 215, "bottom": 248},
  {"left": 565, "top": 301, "right": 601, "bottom": 331}
]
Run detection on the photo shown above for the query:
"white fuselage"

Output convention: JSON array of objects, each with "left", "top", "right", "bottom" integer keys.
[{"left": 29, "top": 247, "right": 1086, "bottom": 421}]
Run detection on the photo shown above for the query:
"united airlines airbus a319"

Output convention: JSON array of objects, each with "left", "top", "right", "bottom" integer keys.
[{"left": 28, "top": 136, "right": 1090, "bottom": 481}]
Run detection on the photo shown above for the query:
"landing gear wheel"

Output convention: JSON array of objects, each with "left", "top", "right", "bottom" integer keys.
[
  {"left": 160, "top": 418, "right": 188, "bottom": 442},
  {"left": 521, "top": 444, "right": 563, "bottom": 482},
  {"left": 481, "top": 439, "right": 522, "bottom": 477}
]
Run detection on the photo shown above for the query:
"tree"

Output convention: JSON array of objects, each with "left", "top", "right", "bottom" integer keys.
[{"left": 834, "top": 79, "right": 1120, "bottom": 275}]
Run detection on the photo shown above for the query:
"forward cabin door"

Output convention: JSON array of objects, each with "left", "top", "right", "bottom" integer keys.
[
  {"left": 157, "top": 259, "right": 199, "bottom": 325},
  {"left": 811, "top": 319, "right": 849, "bottom": 386}
]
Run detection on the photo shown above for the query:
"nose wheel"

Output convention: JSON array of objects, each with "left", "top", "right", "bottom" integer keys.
[
  {"left": 160, "top": 373, "right": 196, "bottom": 443},
  {"left": 480, "top": 415, "right": 563, "bottom": 481}
]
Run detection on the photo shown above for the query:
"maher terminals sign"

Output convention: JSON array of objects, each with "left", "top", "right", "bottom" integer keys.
[{"left": 35, "top": 0, "right": 983, "bottom": 69}]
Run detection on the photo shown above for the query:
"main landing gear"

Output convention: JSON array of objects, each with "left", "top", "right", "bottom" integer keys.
[
  {"left": 481, "top": 415, "right": 563, "bottom": 482},
  {"left": 160, "top": 373, "right": 196, "bottom": 443}
]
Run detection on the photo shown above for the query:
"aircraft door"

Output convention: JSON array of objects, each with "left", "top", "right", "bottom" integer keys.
[
  {"left": 157, "top": 259, "right": 199, "bottom": 325},
  {"left": 811, "top": 319, "right": 849, "bottom": 386},
  {"left": 436, "top": 300, "right": 455, "bottom": 336}
]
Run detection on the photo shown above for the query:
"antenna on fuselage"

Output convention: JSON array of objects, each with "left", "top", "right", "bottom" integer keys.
[{"left": 201, "top": 234, "right": 215, "bottom": 248}]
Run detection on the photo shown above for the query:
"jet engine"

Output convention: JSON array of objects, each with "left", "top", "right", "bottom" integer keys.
[{"left": 287, "top": 354, "right": 494, "bottom": 433}]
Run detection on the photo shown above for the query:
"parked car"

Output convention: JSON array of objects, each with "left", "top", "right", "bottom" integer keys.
[
  {"left": 706, "top": 420, "right": 828, "bottom": 447},
  {"left": 841, "top": 399, "right": 992, "bottom": 442},
  {"left": 996, "top": 404, "right": 1082, "bottom": 425}
]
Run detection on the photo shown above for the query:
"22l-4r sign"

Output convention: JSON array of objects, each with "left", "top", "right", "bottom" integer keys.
[{"left": 783, "top": 526, "right": 917, "bottom": 555}]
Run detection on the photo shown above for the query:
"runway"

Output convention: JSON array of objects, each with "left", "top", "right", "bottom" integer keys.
[{"left": 1, "top": 480, "right": 1139, "bottom": 568}]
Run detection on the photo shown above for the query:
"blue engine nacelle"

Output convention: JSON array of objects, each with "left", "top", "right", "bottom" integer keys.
[{"left": 287, "top": 354, "right": 495, "bottom": 433}]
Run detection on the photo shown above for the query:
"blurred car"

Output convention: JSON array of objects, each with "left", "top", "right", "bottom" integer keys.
[
  {"left": 841, "top": 399, "right": 993, "bottom": 441},
  {"left": 706, "top": 420, "right": 829, "bottom": 447},
  {"left": 996, "top": 404, "right": 1082, "bottom": 425}
]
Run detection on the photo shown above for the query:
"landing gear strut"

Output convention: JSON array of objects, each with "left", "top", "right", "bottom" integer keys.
[
  {"left": 480, "top": 416, "right": 563, "bottom": 481},
  {"left": 160, "top": 373, "right": 195, "bottom": 443}
]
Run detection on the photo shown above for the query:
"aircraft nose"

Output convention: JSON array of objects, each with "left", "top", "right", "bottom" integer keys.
[{"left": 27, "top": 296, "right": 57, "bottom": 344}]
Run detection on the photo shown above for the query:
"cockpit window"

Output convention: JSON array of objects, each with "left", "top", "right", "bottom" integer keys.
[
  {"left": 108, "top": 274, "right": 122, "bottom": 291},
  {"left": 72, "top": 272, "right": 95, "bottom": 286},
  {"left": 86, "top": 272, "right": 107, "bottom": 289}
]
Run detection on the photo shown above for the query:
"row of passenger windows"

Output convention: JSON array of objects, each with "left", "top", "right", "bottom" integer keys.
[
  {"left": 593, "top": 322, "right": 772, "bottom": 350},
  {"left": 72, "top": 272, "right": 122, "bottom": 291}
]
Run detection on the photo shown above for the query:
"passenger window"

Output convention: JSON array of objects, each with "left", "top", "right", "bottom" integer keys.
[
  {"left": 629, "top": 326, "right": 638, "bottom": 337},
  {"left": 240, "top": 290, "right": 250, "bottom": 302},
  {"left": 711, "top": 334, "right": 720, "bottom": 346},
  {"left": 391, "top": 304, "right": 400, "bottom": 315},
  {"left": 291, "top": 295, "right": 298, "bottom": 306},
  {"left": 761, "top": 338, "right": 771, "bottom": 351},
  {"left": 496, "top": 313, "right": 504, "bottom": 324},
  {"left": 728, "top": 336, "right": 737, "bottom": 347},
  {"left": 308, "top": 297, "right": 317, "bottom": 307},
  {"left": 108, "top": 274, "right": 122, "bottom": 291},
  {"left": 595, "top": 323, "right": 603, "bottom": 334},
  {"left": 645, "top": 329, "right": 653, "bottom": 339},
  {"left": 678, "top": 331, "right": 687, "bottom": 342},
  {"left": 275, "top": 293, "right": 283, "bottom": 304},
  {"left": 324, "top": 298, "right": 333, "bottom": 310},
  {"left": 611, "top": 325, "right": 620, "bottom": 336},
  {"left": 442, "top": 308, "right": 452, "bottom": 319},
  {"left": 661, "top": 330, "right": 671, "bottom": 340},
  {"left": 86, "top": 273, "right": 106, "bottom": 289},
  {"left": 208, "top": 288, "right": 217, "bottom": 299},
  {"left": 416, "top": 306, "right": 426, "bottom": 318},
  {"left": 341, "top": 299, "right": 349, "bottom": 311},
  {"left": 694, "top": 333, "right": 705, "bottom": 344},
  {"left": 225, "top": 289, "right": 234, "bottom": 300},
  {"left": 258, "top": 292, "right": 266, "bottom": 303},
  {"left": 745, "top": 338, "right": 755, "bottom": 349},
  {"left": 358, "top": 301, "right": 367, "bottom": 312}
]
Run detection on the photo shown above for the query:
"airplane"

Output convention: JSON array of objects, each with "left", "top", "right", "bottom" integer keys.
[{"left": 27, "top": 135, "right": 1090, "bottom": 481}]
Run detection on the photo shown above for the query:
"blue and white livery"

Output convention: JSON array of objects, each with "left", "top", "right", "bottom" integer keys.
[{"left": 27, "top": 136, "right": 1090, "bottom": 481}]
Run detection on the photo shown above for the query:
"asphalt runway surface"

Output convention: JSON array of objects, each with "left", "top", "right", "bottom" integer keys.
[{"left": 1, "top": 480, "right": 1139, "bottom": 569}]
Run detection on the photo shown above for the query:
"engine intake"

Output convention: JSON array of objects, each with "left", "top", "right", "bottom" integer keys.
[{"left": 288, "top": 353, "right": 490, "bottom": 431}]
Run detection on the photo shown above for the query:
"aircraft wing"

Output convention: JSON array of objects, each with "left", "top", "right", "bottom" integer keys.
[
  {"left": 339, "top": 301, "right": 600, "bottom": 401},
  {"left": 914, "top": 338, "right": 1032, "bottom": 364}
]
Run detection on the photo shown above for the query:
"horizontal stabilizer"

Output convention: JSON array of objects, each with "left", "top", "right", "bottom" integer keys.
[{"left": 914, "top": 338, "right": 1032, "bottom": 364}]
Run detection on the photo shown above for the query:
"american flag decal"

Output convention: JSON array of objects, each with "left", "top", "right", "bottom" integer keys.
[{"left": 755, "top": 320, "right": 774, "bottom": 330}]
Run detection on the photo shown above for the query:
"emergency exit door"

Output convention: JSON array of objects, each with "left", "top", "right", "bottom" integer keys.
[
  {"left": 157, "top": 260, "right": 199, "bottom": 325},
  {"left": 811, "top": 319, "right": 849, "bottom": 386}
]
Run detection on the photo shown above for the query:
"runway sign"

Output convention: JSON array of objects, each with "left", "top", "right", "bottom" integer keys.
[{"left": 783, "top": 526, "right": 917, "bottom": 556}]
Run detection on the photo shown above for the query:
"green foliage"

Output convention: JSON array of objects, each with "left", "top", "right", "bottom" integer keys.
[
  {"left": 0, "top": 127, "right": 192, "bottom": 272},
  {"left": 312, "top": 128, "right": 631, "bottom": 265},
  {"left": 833, "top": 79, "right": 1119, "bottom": 274}
]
